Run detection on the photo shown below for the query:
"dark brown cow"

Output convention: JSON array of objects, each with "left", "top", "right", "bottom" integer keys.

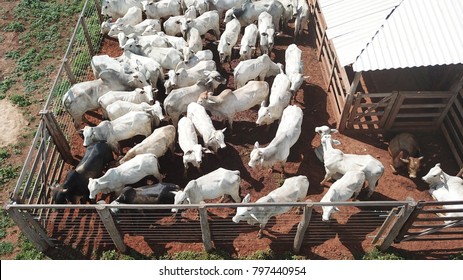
[{"left": 388, "top": 133, "right": 423, "bottom": 178}]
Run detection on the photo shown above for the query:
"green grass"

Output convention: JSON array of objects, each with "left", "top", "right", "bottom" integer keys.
[
  {"left": 3, "top": 21, "right": 25, "bottom": 32},
  {"left": 240, "top": 249, "right": 275, "bottom": 260},
  {"left": 9, "top": 94, "right": 31, "bottom": 107},
  {"left": 14, "top": 235, "right": 46, "bottom": 260},
  {"left": 362, "top": 247, "right": 404, "bottom": 260},
  {"left": 5, "top": 50, "right": 20, "bottom": 60},
  {"left": 0, "top": 165, "right": 20, "bottom": 185},
  {"left": 0, "top": 209, "right": 14, "bottom": 239},
  {"left": 0, "top": 148, "right": 9, "bottom": 163},
  {"left": 0, "top": 79, "right": 16, "bottom": 95},
  {"left": 0, "top": 242, "right": 14, "bottom": 255}
]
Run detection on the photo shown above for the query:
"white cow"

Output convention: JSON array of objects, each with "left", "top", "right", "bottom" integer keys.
[
  {"left": 105, "top": 100, "right": 164, "bottom": 123},
  {"left": 239, "top": 24, "right": 258, "bottom": 60},
  {"left": 178, "top": 117, "right": 210, "bottom": 173},
  {"left": 87, "top": 153, "right": 164, "bottom": 199},
  {"left": 141, "top": 0, "right": 182, "bottom": 19},
  {"left": 81, "top": 111, "right": 154, "bottom": 154},
  {"left": 197, "top": 81, "right": 270, "bottom": 129},
  {"left": 217, "top": 18, "right": 241, "bottom": 63},
  {"left": 177, "top": 49, "right": 214, "bottom": 68},
  {"left": 166, "top": 60, "right": 217, "bottom": 92},
  {"left": 292, "top": 0, "right": 309, "bottom": 39},
  {"left": 119, "top": 125, "right": 176, "bottom": 163},
  {"left": 117, "top": 51, "right": 165, "bottom": 87},
  {"left": 232, "top": 175, "right": 309, "bottom": 238},
  {"left": 164, "top": 71, "right": 226, "bottom": 126},
  {"left": 187, "top": 102, "right": 227, "bottom": 153},
  {"left": 101, "top": 0, "right": 143, "bottom": 19},
  {"left": 162, "top": 6, "right": 197, "bottom": 36},
  {"left": 256, "top": 73, "right": 291, "bottom": 126},
  {"left": 100, "top": 6, "right": 143, "bottom": 35},
  {"left": 224, "top": 0, "right": 284, "bottom": 33},
  {"left": 314, "top": 125, "right": 338, "bottom": 163},
  {"left": 320, "top": 170, "right": 366, "bottom": 222},
  {"left": 183, "top": 27, "right": 203, "bottom": 58},
  {"left": 178, "top": 10, "right": 221, "bottom": 39},
  {"left": 62, "top": 70, "right": 148, "bottom": 128},
  {"left": 258, "top": 12, "right": 275, "bottom": 55},
  {"left": 123, "top": 41, "right": 183, "bottom": 70},
  {"left": 207, "top": 0, "right": 245, "bottom": 21},
  {"left": 249, "top": 105, "right": 303, "bottom": 172},
  {"left": 422, "top": 163, "right": 463, "bottom": 220},
  {"left": 234, "top": 54, "right": 282, "bottom": 88},
  {"left": 172, "top": 167, "right": 241, "bottom": 212},
  {"left": 285, "top": 44, "right": 307, "bottom": 93},
  {"left": 320, "top": 134, "right": 385, "bottom": 197},
  {"left": 182, "top": 0, "right": 209, "bottom": 15},
  {"left": 98, "top": 85, "right": 156, "bottom": 115},
  {"left": 107, "top": 18, "right": 162, "bottom": 38}
]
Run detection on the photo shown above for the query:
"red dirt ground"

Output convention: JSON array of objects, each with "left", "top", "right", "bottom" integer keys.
[{"left": 60, "top": 22, "right": 463, "bottom": 260}]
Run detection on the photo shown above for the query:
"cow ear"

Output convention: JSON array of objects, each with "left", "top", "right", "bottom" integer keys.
[
  {"left": 170, "top": 191, "right": 179, "bottom": 196},
  {"left": 332, "top": 139, "right": 341, "bottom": 145},
  {"left": 207, "top": 99, "right": 216, "bottom": 104},
  {"left": 331, "top": 129, "right": 338, "bottom": 133},
  {"left": 260, "top": 100, "right": 266, "bottom": 107},
  {"left": 221, "top": 127, "right": 227, "bottom": 133},
  {"left": 418, "top": 156, "right": 424, "bottom": 160},
  {"left": 254, "top": 141, "right": 259, "bottom": 149},
  {"left": 202, "top": 147, "right": 213, "bottom": 154},
  {"left": 400, "top": 158, "right": 410, "bottom": 164},
  {"left": 242, "top": 193, "right": 251, "bottom": 203},
  {"left": 334, "top": 207, "right": 340, "bottom": 212}
]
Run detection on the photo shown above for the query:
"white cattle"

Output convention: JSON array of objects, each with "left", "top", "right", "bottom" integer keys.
[
  {"left": 285, "top": 44, "right": 307, "bottom": 92},
  {"left": 183, "top": 27, "right": 203, "bottom": 58},
  {"left": 278, "top": 0, "right": 295, "bottom": 31},
  {"left": 187, "top": 102, "right": 227, "bottom": 153},
  {"left": 249, "top": 105, "right": 303, "bottom": 171},
  {"left": 197, "top": 81, "right": 269, "bottom": 129},
  {"left": 117, "top": 51, "right": 165, "bottom": 88},
  {"left": 100, "top": 6, "right": 143, "bottom": 35},
  {"left": 182, "top": 0, "right": 209, "bottom": 15},
  {"left": 87, "top": 153, "right": 164, "bottom": 199},
  {"left": 178, "top": 10, "right": 221, "bottom": 39},
  {"left": 120, "top": 34, "right": 169, "bottom": 51},
  {"left": 82, "top": 111, "right": 154, "bottom": 154},
  {"left": 141, "top": 0, "right": 182, "bottom": 19},
  {"left": 172, "top": 167, "right": 241, "bottom": 212},
  {"left": 292, "top": 0, "right": 309, "bottom": 39},
  {"left": 101, "top": 0, "right": 143, "bottom": 19},
  {"left": 178, "top": 117, "right": 210, "bottom": 173},
  {"left": 105, "top": 100, "right": 164, "bottom": 122},
  {"left": 314, "top": 125, "right": 338, "bottom": 163},
  {"left": 119, "top": 125, "right": 176, "bottom": 163},
  {"left": 320, "top": 170, "right": 366, "bottom": 222},
  {"left": 224, "top": 0, "right": 284, "bottom": 33},
  {"left": 177, "top": 49, "right": 214, "bottom": 68},
  {"left": 62, "top": 70, "right": 148, "bottom": 128},
  {"left": 422, "top": 163, "right": 463, "bottom": 220},
  {"left": 256, "top": 73, "right": 291, "bottom": 126},
  {"left": 239, "top": 24, "right": 258, "bottom": 60},
  {"left": 98, "top": 85, "right": 156, "bottom": 115},
  {"left": 108, "top": 19, "right": 162, "bottom": 38},
  {"left": 217, "top": 18, "right": 241, "bottom": 63},
  {"left": 162, "top": 6, "right": 197, "bottom": 36},
  {"left": 320, "top": 134, "right": 385, "bottom": 197},
  {"left": 258, "top": 12, "right": 275, "bottom": 55},
  {"left": 232, "top": 175, "right": 309, "bottom": 238},
  {"left": 207, "top": 0, "right": 245, "bottom": 21},
  {"left": 234, "top": 54, "right": 282, "bottom": 88},
  {"left": 164, "top": 71, "right": 226, "bottom": 126},
  {"left": 167, "top": 60, "right": 217, "bottom": 92},
  {"left": 123, "top": 42, "right": 183, "bottom": 70},
  {"left": 91, "top": 55, "right": 123, "bottom": 78}
]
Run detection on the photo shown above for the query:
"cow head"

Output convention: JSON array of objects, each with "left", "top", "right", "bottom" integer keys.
[
  {"left": 422, "top": 163, "right": 445, "bottom": 187},
  {"left": 256, "top": 101, "right": 273, "bottom": 126},
  {"left": 88, "top": 178, "right": 109, "bottom": 200},
  {"left": 141, "top": 85, "right": 155, "bottom": 105},
  {"left": 206, "top": 129, "right": 227, "bottom": 153},
  {"left": 248, "top": 142, "right": 263, "bottom": 168},
  {"left": 204, "top": 70, "right": 226, "bottom": 89},
  {"left": 315, "top": 126, "right": 338, "bottom": 136},
  {"left": 171, "top": 190, "right": 188, "bottom": 213},
  {"left": 321, "top": 188, "right": 340, "bottom": 222},
  {"left": 82, "top": 126, "right": 96, "bottom": 147},
  {"left": 223, "top": 9, "right": 235, "bottom": 24},
  {"left": 182, "top": 46, "right": 195, "bottom": 62},
  {"left": 50, "top": 183, "right": 68, "bottom": 204},
  {"left": 184, "top": 144, "right": 204, "bottom": 168},
  {"left": 232, "top": 194, "right": 254, "bottom": 224},
  {"left": 400, "top": 156, "right": 424, "bottom": 178}
]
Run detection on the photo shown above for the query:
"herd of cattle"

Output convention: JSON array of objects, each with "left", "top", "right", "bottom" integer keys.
[{"left": 50, "top": 0, "right": 463, "bottom": 237}]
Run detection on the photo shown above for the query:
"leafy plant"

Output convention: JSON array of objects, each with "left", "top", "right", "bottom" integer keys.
[
  {"left": 0, "top": 148, "right": 9, "bottom": 163},
  {"left": 5, "top": 50, "right": 20, "bottom": 60},
  {"left": 3, "top": 21, "right": 25, "bottom": 32},
  {"left": 0, "top": 242, "right": 14, "bottom": 255},
  {"left": 14, "top": 235, "right": 46, "bottom": 260},
  {"left": 164, "top": 250, "right": 231, "bottom": 260},
  {"left": 362, "top": 247, "right": 404, "bottom": 260},
  {"left": 0, "top": 165, "right": 20, "bottom": 185},
  {"left": 9, "top": 94, "right": 31, "bottom": 107},
  {"left": 240, "top": 249, "right": 275, "bottom": 260},
  {"left": 0, "top": 209, "right": 14, "bottom": 239},
  {"left": 0, "top": 79, "right": 16, "bottom": 94},
  {"left": 100, "top": 249, "right": 135, "bottom": 260}
]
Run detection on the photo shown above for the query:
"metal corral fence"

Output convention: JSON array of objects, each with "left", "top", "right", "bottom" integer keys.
[{"left": 5, "top": 0, "right": 463, "bottom": 258}]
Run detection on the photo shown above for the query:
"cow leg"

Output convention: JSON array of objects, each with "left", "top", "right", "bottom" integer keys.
[
  {"left": 390, "top": 164, "right": 398, "bottom": 175},
  {"left": 320, "top": 174, "right": 332, "bottom": 186}
]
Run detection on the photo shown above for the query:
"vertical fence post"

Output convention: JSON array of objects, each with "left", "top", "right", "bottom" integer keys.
[
  {"left": 63, "top": 58, "right": 77, "bottom": 85},
  {"left": 96, "top": 202, "right": 127, "bottom": 253},
  {"left": 80, "top": 16, "right": 95, "bottom": 57},
  {"left": 379, "top": 198, "right": 417, "bottom": 252},
  {"left": 198, "top": 202, "right": 213, "bottom": 252},
  {"left": 40, "top": 110, "right": 75, "bottom": 165},
  {"left": 6, "top": 206, "right": 52, "bottom": 252},
  {"left": 293, "top": 201, "right": 313, "bottom": 254},
  {"left": 93, "top": 0, "right": 104, "bottom": 24}
]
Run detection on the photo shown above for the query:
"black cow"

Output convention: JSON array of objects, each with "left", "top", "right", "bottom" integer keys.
[
  {"left": 110, "top": 183, "right": 180, "bottom": 214},
  {"left": 51, "top": 141, "right": 114, "bottom": 204}
]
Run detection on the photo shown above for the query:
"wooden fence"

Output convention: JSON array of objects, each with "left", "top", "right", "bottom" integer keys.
[{"left": 442, "top": 89, "right": 463, "bottom": 167}]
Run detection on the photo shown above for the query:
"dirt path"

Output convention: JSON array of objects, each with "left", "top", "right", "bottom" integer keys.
[{"left": 0, "top": 99, "right": 26, "bottom": 147}]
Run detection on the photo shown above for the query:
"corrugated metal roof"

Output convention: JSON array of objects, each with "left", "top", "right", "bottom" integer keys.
[
  {"left": 319, "top": 0, "right": 401, "bottom": 67},
  {"left": 319, "top": 0, "right": 463, "bottom": 72},
  {"left": 353, "top": 0, "right": 463, "bottom": 72}
]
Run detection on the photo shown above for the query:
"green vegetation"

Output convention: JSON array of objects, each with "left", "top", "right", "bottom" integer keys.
[
  {"left": 362, "top": 247, "right": 404, "bottom": 260},
  {"left": 9, "top": 94, "right": 31, "bottom": 107},
  {"left": 161, "top": 250, "right": 232, "bottom": 260},
  {"left": 0, "top": 165, "right": 20, "bottom": 185},
  {"left": 14, "top": 235, "right": 46, "bottom": 260},
  {"left": 0, "top": 209, "right": 14, "bottom": 239},
  {"left": 100, "top": 249, "right": 136, "bottom": 260},
  {"left": 240, "top": 249, "right": 275, "bottom": 260},
  {"left": 0, "top": 79, "right": 16, "bottom": 95},
  {"left": 5, "top": 50, "right": 20, "bottom": 60},
  {"left": 0, "top": 148, "right": 9, "bottom": 163},
  {"left": 0, "top": 242, "right": 14, "bottom": 255},
  {"left": 3, "top": 21, "right": 25, "bottom": 32}
]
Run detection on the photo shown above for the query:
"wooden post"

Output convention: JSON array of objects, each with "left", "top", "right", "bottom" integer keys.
[
  {"left": 80, "top": 16, "right": 95, "bottom": 57},
  {"left": 40, "top": 110, "right": 75, "bottom": 165},
  {"left": 379, "top": 198, "right": 417, "bottom": 252},
  {"left": 6, "top": 206, "right": 51, "bottom": 252},
  {"left": 372, "top": 207, "right": 398, "bottom": 244},
  {"left": 63, "top": 58, "right": 77, "bottom": 85},
  {"left": 293, "top": 201, "right": 313, "bottom": 254},
  {"left": 198, "top": 202, "right": 213, "bottom": 252},
  {"left": 96, "top": 202, "right": 127, "bottom": 253},
  {"left": 93, "top": 0, "right": 104, "bottom": 24}
]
